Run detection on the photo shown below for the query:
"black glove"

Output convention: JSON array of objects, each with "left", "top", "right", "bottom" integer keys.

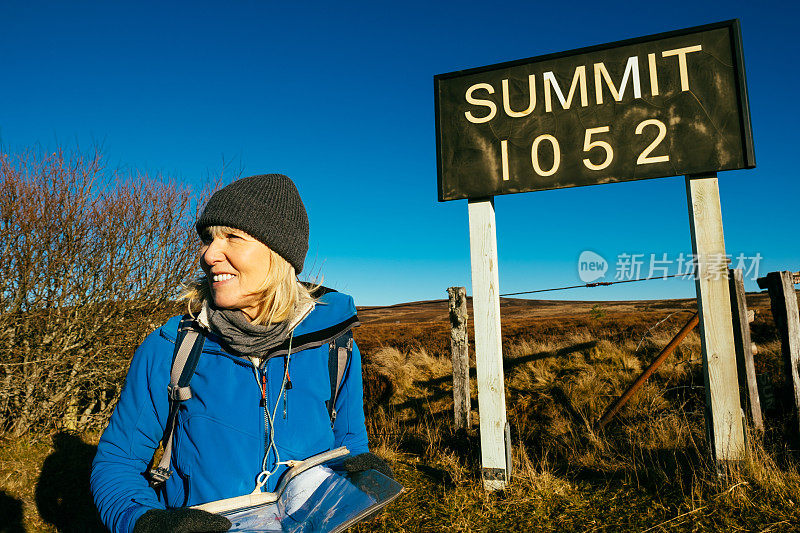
[
  {"left": 340, "top": 453, "right": 395, "bottom": 522},
  {"left": 133, "top": 508, "right": 232, "bottom": 533},
  {"left": 341, "top": 452, "right": 394, "bottom": 479}
]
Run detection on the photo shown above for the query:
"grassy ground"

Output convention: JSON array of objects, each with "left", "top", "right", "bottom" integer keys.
[
  {"left": 3, "top": 295, "right": 800, "bottom": 531},
  {"left": 352, "top": 296, "right": 800, "bottom": 532},
  {"left": 0, "top": 432, "right": 103, "bottom": 532}
]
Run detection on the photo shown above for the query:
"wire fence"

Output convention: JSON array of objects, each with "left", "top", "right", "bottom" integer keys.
[{"left": 358, "top": 273, "right": 689, "bottom": 312}]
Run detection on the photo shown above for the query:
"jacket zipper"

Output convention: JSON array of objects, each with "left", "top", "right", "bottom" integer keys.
[
  {"left": 261, "top": 363, "right": 269, "bottom": 484},
  {"left": 283, "top": 355, "right": 292, "bottom": 419}
]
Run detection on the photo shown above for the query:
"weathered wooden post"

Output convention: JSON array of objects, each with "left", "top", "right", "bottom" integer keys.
[
  {"left": 686, "top": 173, "right": 746, "bottom": 465},
  {"left": 729, "top": 268, "right": 763, "bottom": 431},
  {"left": 447, "top": 286, "right": 471, "bottom": 430},
  {"left": 467, "top": 198, "right": 511, "bottom": 490},
  {"left": 757, "top": 271, "right": 800, "bottom": 435}
]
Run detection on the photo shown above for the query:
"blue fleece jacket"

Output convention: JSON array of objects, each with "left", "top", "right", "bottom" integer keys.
[{"left": 91, "top": 292, "right": 369, "bottom": 533}]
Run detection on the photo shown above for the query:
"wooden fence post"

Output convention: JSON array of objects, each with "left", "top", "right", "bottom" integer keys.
[
  {"left": 685, "top": 174, "right": 746, "bottom": 465},
  {"left": 757, "top": 271, "right": 800, "bottom": 436},
  {"left": 467, "top": 197, "right": 510, "bottom": 490},
  {"left": 448, "top": 286, "right": 471, "bottom": 430},
  {"left": 729, "top": 268, "right": 763, "bottom": 432}
]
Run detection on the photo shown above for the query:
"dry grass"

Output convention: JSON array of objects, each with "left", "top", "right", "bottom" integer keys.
[
  {"left": 3, "top": 296, "right": 800, "bottom": 531},
  {"left": 353, "top": 300, "right": 800, "bottom": 532}
]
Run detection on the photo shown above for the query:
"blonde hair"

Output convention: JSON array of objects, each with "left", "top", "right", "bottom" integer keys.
[{"left": 181, "top": 226, "right": 317, "bottom": 325}]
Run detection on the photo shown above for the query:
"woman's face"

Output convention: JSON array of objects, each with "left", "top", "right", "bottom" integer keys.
[{"left": 199, "top": 226, "right": 272, "bottom": 320}]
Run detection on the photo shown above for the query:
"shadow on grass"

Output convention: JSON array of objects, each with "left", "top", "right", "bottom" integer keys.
[
  {"left": 0, "top": 490, "right": 24, "bottom": 533},
  {"left": 404, "top": 463, "right": 456, "bottom": 489},
  {"left": 392, "top": 341, "right": 598, "bottom": 416},
  {"left": 35, "top": 432, "right": 105, "bottom": 533},
  {"left": 571, "top": 445, "right": 700, "bottom": 490}
]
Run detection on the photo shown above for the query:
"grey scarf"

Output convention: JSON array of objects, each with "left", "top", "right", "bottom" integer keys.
[{"left": 201, "top": 301, "right": 309, "bottom": 358}]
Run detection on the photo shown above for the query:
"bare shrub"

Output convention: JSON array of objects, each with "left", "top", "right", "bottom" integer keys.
[{"left": 0, "top": 147, "right": 202, "bottom": 435}]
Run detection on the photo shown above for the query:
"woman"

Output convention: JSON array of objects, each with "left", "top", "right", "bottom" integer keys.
[{"left": 91, "top": 174, "right": 387, "bottom": 533}]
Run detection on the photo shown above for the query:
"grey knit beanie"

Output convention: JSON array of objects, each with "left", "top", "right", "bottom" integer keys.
[{"left": 196, "top": 174, "right": 309, "bottom": 273}]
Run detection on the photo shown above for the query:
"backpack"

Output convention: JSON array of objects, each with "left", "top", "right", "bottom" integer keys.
[{"left": 147, "top": 315, "right": 355, "bottom": 489}]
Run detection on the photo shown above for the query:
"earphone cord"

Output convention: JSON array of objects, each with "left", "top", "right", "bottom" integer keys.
[{"left": 252, "top": 331, "right": 293, "bottom": 492}]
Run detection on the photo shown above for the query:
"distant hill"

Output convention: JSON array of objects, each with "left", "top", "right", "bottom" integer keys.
[{"left": 357, "top": 293, "right": 775, "bottom": 325}]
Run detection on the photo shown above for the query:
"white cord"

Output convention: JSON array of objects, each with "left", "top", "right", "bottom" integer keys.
[{"left": 252, "top": 332, "right": 293, "bottom": 492}]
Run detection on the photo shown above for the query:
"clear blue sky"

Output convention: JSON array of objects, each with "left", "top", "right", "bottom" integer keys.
[{"left": 1, "top": 1, "right": 796, "bottom": 305}]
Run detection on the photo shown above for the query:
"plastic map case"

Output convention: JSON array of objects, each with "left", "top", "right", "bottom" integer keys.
[{"left": 192, "top": 447, "right": 404, "bottom": 533}]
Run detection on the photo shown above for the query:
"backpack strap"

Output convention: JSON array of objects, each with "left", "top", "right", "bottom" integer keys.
[
  {"left": 326, "top": 331, "right": 353, "bottom": 427},
  {"left": 148, "top": 316, "right": 205, "bottom": 488}
]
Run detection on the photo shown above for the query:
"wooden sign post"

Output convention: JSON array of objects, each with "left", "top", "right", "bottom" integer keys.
[
  {"left": 686, "top": 174, "right": 746, "bottom": 464},
  {"left": 468, "top": 198, "right": 511, "bottom": 489},
  {"left": 435, "top": 20, "right": 755, "bottom": 486}
]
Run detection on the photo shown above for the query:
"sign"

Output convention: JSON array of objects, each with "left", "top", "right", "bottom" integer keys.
[{"left": 435, "top": 20, "right": 755, "bottom": 202}]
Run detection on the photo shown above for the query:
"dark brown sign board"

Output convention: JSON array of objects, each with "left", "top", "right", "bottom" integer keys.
[{"left": 434, "top": 20, "right": 755, "bottom": 202}]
